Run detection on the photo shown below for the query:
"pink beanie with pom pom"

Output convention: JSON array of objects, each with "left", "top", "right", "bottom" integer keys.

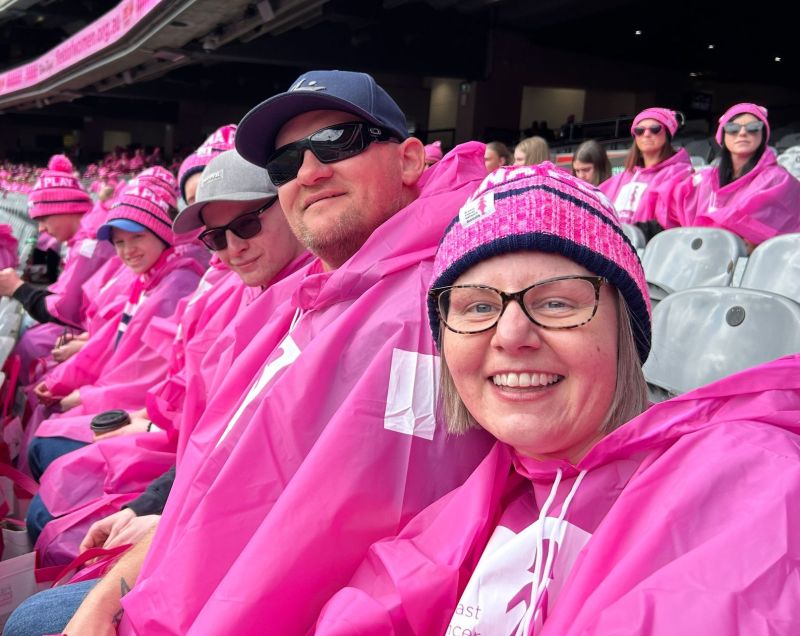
[
  {"left": 715, "top": 103, "right": 770, "bottom": 146},
  {"left": 424, "top": 140, "right": 443, "bottom": 164},
  {"left": 178, "top": 124, "right": 237, "bottom": 200},
  {"left": 28, "top": 155, "right": 92, "bottom": 219}
]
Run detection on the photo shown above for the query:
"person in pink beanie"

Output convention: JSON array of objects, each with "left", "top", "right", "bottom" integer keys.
[
  {"left": 424, "top": 140, "right": 443, "bottom": 168},
  {"left": 314, "top": 164, "right": 800, "bottom": 636},
  {"left": 600, "top": 107, "right": 692, "bottom": 226},
  {"left": 655, "top": 102, "right": 800, "bottom": 250},
  {"left": 177, "top": 124, "right": 237, "bottom": 204}
]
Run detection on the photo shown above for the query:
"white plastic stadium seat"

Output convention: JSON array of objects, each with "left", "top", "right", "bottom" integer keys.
[
  {"left": 740, "top": 233, "right": 800, "bottom": 303},
  {"left": 643, "top": 287, "right": 800, "bottom": 396},
  {"left": 777, "top": 152, "right": 800, "bottom": 179},
  {"left": 777, "top": 133, "right": 800, "bottom": 153},
  {"left": 641, "top": 227, "right": 747, "bottom": 299},
  {"left": 0, "top": 335, "right": 15, "bottom": 368},
  {"left": 621, "top": 223, "right": 646, "bottom": 250},
  {"left": 690, "top": 155, "right": 707, "bottom": 168}
]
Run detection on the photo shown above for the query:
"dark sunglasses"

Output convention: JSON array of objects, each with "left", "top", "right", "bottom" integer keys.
[
  {"left": 266, "top": 121, "right": 400, "bottom": 186},
  {"left": 632, "top": 125, "right": 663, "bottom": 136},
  {"left": 723, "top": 120, "right": 765, "bottom": 135},
  {"left": 198, "top": 202, "right": 273, "bottom": 251}
]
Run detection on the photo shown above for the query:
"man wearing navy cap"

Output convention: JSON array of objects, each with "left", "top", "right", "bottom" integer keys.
[{"left": 30, "top": 70, "right": 491, "bottom": 636}]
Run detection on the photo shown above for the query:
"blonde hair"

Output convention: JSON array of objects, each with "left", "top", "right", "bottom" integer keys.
[
  {"left": 439, "top": 291, "right": 648, "bottom": 436},
  {"left": 515, "top": 136, "right": 550, "bottom": 165}
]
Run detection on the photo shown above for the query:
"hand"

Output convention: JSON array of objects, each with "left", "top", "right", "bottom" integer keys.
[
  {"left": 0, "top": 267, "right": 23, "bottom": 296},
  {"left": 59, "top": 390, "right": 81, "bottom": 411},
  {"left": 93, "top": 417, "right": 150, "bottom": 442},
  {"left": 34, "top": 381, "right": 58, "bottom": 407},
  {"left": 80, "top": 509, "right": 137, "bottom": 553},
  {"left": 104, "top": 514, "right": 160, "bottom": 550},
  {"left": 52, "top": 337, "right": 86, "bottom": 362}
]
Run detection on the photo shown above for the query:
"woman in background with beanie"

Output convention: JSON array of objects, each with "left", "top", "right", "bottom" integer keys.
[
  {"left": 24, "top": 183, "right": 203, "bottom": 480},
  {"left": 600, "top": 107, "right": 692, "bottom": 225},
  {"left": 315, "top": 164, "right": 800, "bottom": 635},
  {"left": 0, "top": 154, "right": 116, "bottom": 328},
  {"left": 177, "top": 124, "right": 236, "bottom": 205},
  {"left": 656, "top": 103, "right": 800, "bottom": 251}
]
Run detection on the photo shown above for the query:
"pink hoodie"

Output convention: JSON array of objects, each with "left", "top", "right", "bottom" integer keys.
[
  {"left": 655, "top": 149, "right": 800, "bottom": 244},
  {"left": 315, "top": 355, "right": 800, "bottom": 635},
  {"left": 600, "top": 148, "right": 693, "bottom": 223},
  {"left": 118, "top": 142, "right": 496, "bottom": 635}
]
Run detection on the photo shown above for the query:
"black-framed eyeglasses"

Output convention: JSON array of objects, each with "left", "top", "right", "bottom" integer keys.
[
  {"left": 197, "top": 202, "right": 273, "bottom": 251},
  {"left": 723, "top": 120, "right": 764, "bottom": 135},
  {"left": 265, "top": 121, "right": 401, "bottom": 186},
  {"left": 633, "top": 125, "right": 663, "bottom": 137},
  {"left": 430, "top": 275, "right": 606, "bottom": 334}
]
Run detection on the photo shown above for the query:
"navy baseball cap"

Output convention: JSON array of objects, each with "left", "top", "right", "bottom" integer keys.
[{"left": 235, "top": 70, "right": 409, "bottom": 168}]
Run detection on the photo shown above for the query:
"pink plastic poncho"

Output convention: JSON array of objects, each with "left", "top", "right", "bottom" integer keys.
[
  {"left": 599, "top": 148, "right": 692, "bottom": 223},
  {"left": 314, "top": 355, "right": 800, "bottom": 635},
  {"left": 44, "top": 217, "right": 116, "bottom": 328},
  {"left": 36, "top": 255, "right": 311, "bottom": 564},
  {"left": 655, "top": 149, "right": 800, "bottom": 244},
  {"left": 0, "top": 223, "right": 17, "bottom": 269},
  {"left": 34, "top": 250, "right": 203, "bottom": 442},
  {"left": 118, "top": 142, "right": 496, "bottom": 635}
]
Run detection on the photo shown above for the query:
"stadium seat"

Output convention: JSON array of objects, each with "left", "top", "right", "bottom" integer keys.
[
  {"left": 690, "top": 155, "right": 707, "bottom": 168},
  {"left": 0, "top": 335, "right": 14, "bottom": 368},
  {"left": 643, "top": 286, "right": 800, "bottom": 397},
  {"left": 642, "top": 227, "right": 747, "bottom": 300},
  {"left": 778, "top": 151, "right": 800, "bottom": 179},
  {"left": 739, "top": 233, "right": 800, "bottom": 302},
  {"left": 685, "top": 138, "right": 715, "bottom": 162},
  {"left": 777, "top": 132, "right": 800, "bottom": 153},
  {"left": 621, "top": 223, "right": 646, "bottom": 250}
]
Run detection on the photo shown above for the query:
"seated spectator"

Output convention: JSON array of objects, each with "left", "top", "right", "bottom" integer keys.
[
  {"left": 572, "top": 139, "right": 612, "bottom": 186},
  {"left": 25, "top": 150, "right": 309, "bottom": 566},
  {"left": 484, "top": 141, "right": 512, "bottom": 172},
  {"left": 315, "top": 164, "right": 800, "bottom": 635},
  {"left": 655, "top": 103, "right": 800, "bottom": 252},
  {"left": 177, "top": 124, "right": 237, "bottom": 205},
  {"left": 24, "top": 184, "right": 203, "bottom": 480},
  {"left": 424, "top": 140, "right": 443, "bottom": 168},
  {"left": 600, "top": 108, "right": 692, "bottom": 224},
  {"left": 514, "top": 136, "right": 550, "bottom": 166}
]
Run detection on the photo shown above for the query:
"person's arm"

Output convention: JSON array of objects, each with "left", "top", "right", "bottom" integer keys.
[
  {"left": 10, "top": 278, "right": 67, "bottom": 325},
  {"left": 62, "top": 528, "right": 154, "bottom": 635},
  {"left": 124, "top": 466, "right": 175, "bottom": 516}
]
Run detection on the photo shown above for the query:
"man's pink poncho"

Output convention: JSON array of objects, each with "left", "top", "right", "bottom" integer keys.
[
  {"left": 118, "top": 142, "right": 495, "bottom": 635},
  {"left": 600, "top": 148, "right": 692, "bottom": 223},
  {"left": 655, "top": 149, "right": 800, "bottom": 244},
  {"left": 314, "top": 355, "right": 800, "bottom": 635}
]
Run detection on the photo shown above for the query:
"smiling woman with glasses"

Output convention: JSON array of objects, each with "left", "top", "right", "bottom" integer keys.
[
  {"left": 599, "top": 107, "right": 692, "bottom": 227},
  {"left": 315, "top": 163, "right": 800, "bottom": 636},
  {"left": 655, "top": 102, "right": 800, "bottom": 251}
]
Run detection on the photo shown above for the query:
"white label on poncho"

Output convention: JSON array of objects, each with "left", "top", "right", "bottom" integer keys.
[
  {"left": 78, "top": 239, "right": 97, "bottom": 258},
  {"left": 384, "top": 349, "right": 438, "bottom": 440}
]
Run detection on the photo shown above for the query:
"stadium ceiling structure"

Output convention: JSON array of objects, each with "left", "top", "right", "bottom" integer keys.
[{"left": 0, "top": 0, "right": 794, "bottom": 113}]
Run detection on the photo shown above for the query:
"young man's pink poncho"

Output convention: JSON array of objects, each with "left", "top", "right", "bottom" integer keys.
[
  {"left": 117, "top": 142, "right": 495, "bottom": 635},
  {"left": 655, "top": 149, "right": 800, "bottom": 244},
  {"left": 314, "top": 354, "right": 800, "bottom": 635},
  {"left": 600, "top": 148, "right": 692, "bottom": 223}
]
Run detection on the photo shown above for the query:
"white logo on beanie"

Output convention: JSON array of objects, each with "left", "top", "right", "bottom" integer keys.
[
  {"left": 459, "top": 190, "right": 496, "bottom": 228},
  {"left": 289, "top": 78, "right": 326, "bottom": 92},
  {"left": 203, "top": 169, "right": 223, "bottom": 184}
]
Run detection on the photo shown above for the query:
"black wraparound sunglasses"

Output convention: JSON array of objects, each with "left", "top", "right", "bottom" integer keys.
[{"left": 265, "top": 121, "right": 400, "bottom": 186}]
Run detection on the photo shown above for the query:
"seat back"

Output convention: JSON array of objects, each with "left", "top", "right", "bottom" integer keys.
[
  {"left": 642, "top": 227, "right": 746, "bottom": 294},
  {"left": 740, "top": 233, "right": 800, "bottom": 303},
  {"left": 643, "top": 287, "right": 800, "bottom": 394},
  {"left": 620, "top": 223, "right": 646, "bottom": 250}
]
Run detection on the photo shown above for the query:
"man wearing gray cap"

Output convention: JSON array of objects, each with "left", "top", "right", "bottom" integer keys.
[
  {"left": 4, "top": 150, "right": 309, "bottom": 636},
  {"left": 44, "top": 70, "right": 491, "bottom": 635}
]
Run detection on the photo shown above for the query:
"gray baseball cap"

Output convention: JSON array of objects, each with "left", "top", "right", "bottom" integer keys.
[{"left": 172, "top": 149, "right": 277, "bottom": 234}]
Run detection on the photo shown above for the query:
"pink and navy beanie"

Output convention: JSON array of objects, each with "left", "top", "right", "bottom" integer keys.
[
  {"left": 715, "top": 103, "right": 770, "bottom": 146},
  {"left": 137, "top": 166, "right": 177, "bottom": 205},
  {"left": 97, "top": 184, "right": 174, "bottom": 246},
  {"left": 28, "top": 155, "right": 92, "bottom": 219},
  {"left": 424, "top": 140, "right": 443, "bottom": 164},
  {"left": 428, "top": 162, "right": 652, "bottom": 362},
  {"left": 631, "top": 108, "right": 680, "bottom": 138},
  {"left": 178, "top": 124, "right": 237, "bottom": 200}
]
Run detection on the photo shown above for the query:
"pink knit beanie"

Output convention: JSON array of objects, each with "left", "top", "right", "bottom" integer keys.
[
  {"left": 715, "top": 103, "right": 770, "bottom": 146},
  {"left": 428, "top": 162, "right": 652, "bottom": 362},
  {"left": 424, "top": 140, "right": 443, "bottom": 163},
  {"left": 97, "top": 184, "right": 174, "bottom": 245},
  {"left": 631, "top": 108, "right": 680, "bottom": 137},
  {"left": 178, "top": 124, "right": 237, "bottom": 200},
  {"left": 132, "top": 166, "right": 178, "bottom": 209},
  {"left": 28, "top": 155, "right": 92, "bottom": 219}
]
